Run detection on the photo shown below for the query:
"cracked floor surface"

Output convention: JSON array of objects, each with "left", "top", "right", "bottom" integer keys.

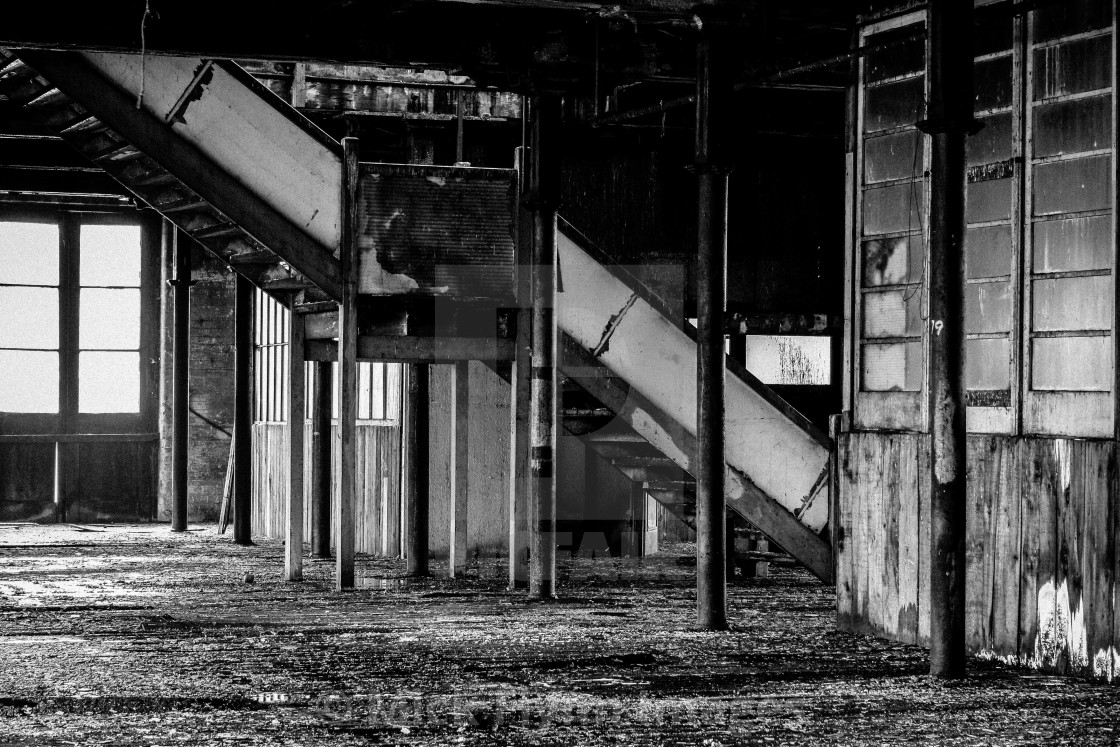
[{"left": 1, "top": 524, "right": 1119, "bottom": 746}]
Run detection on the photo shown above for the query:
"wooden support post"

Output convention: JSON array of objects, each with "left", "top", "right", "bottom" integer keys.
[
  {"left": 335, "top": 136, "right": 360, "bottom": 590},
  {"left": 925, "top": 0, "right": 973, "bottom": 679},
  {"left": 694, "top": 31, "right": 732, "bottom": 630},
  {"left": 528, "top": 94, "right": 560, "bottom": 600},
  {"left": 510, "top": 143, "right": 533, "bottom": 588},
  {"left": 311, "top": 360, "right": 333, "bottom": 558},
  {"left": 171, "top": 228, "right": 191, "bottom": 532},
  {"left": 449, "top": 361, "right": 470, "bottom": 577},
  {"left": 405, "top": 363, "right": 430, "bottom": 576},
  {"left": 233, "top": 274, "right": 254, "bottom": 546},
  {"left": 285, "top": 308, "right": 305, "bottom": 581}
]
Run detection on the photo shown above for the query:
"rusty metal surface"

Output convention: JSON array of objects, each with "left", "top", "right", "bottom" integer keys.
[{"left": 358, "top": 164, "right": 517, "bottom": 300}]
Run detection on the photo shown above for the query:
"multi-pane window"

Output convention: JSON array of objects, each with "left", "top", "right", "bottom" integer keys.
[
  {"left": 964, "top": 9, "right": 1018, "bottom": 433},
  {"left": 0, "top": 217, "right": 143, "bottom": 417},
  {"left": 252, "top": 288, "right": 402, "bottom": 423},
  {"left": 0, "top": 222, "right": 60, "bottom": 413},
  {"left": 853, "top": 0, "right": 1117, "bottom": 438},
  {"left": 854, "top": 13, "right": 928, "bottom": 431},
  {"left": 1023, "top": 0, "right": 1115, "bottom": 436},
  {"left": 79, "top": 225, "right": 141, "bottom": 413}
]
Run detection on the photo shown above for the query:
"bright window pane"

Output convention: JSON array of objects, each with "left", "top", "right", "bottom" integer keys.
[
  {"left": 862, "top": 290, "right": 923, "bottom": 338},
  {"left": 1032, "top": 336, "right": 1111, "bottom": 391},
  {"left": 1032, "top": 275, "right": 1111, "bottom": 332},
  {"left": 79, "top": 351, "right": 139, "bottom": 413},
  {"left": 80, "top": 288, "right": 140, "bottom": 349},
  {"left": 79, "top": 224, "right": 141, "bottom": 287},
  {"left": 861, "top": 342, "right": 923, "bottom": 391},
  {"left": 0, "top": 350, "right": 58, "bottom": 413},
  {"left": 0, "top": 222, "right": 58, "bottom": 286},
  {"left": 0, "top": 287, "right": 58, "bottom": 349},
  {"left": 1033, "top": 216, "right": 1112, "bottom": 273},
  {"left": 966, "top": 338, "right": 1010, "bottom": 390},
  {"left": 744, "top": 336, "right": 830, "bottom": 385},
  {"left": 966, "top": 281, "right": 1013, "bottom": 334}
]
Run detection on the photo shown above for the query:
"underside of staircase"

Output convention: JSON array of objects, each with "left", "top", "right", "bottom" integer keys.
[
  {"left": 0, "top": 49, "right": 342, "bottom": 307},
  {"left": 0, "top": 47, "right": 833, "bottom": 584}
]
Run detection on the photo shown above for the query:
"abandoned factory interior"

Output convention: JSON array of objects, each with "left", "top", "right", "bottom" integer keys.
[{"left": 5, "top": 0, "right": 1120, "bottom": 744}]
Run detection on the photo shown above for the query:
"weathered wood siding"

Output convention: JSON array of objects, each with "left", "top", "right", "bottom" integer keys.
[
  {"left": 427, "top": 361, "right": 510, "bottom": 557},
  {"left": 838, "top": 430, "right": 1119, "bottom": 680},
  {"left": 251, "top": 421, "right": 402, "bottom": 556}
]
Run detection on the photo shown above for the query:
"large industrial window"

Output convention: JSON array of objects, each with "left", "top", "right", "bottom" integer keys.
[
  {"left": 853, "top": 12, "right": 929, "bottom": 431},
  {"left": 852, "top": 0, "right": 1116, "bottom": 438},
  {"left": 0, "top": 215, "right": 145, "bottom": 420},
  {"left": 0, "top": 222, "right": 60, "bottom": 413},
  {"left": 252, "top": 289, "right": 402, "bottom": 423}
]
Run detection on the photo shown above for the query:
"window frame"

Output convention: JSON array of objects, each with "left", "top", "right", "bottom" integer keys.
[
  {"left": 851, "top": 10, "right": 932, "bottom": 432},
  {"left": 849, "top": 1, "right": 1119, "bottom": 439},
  {"left": 0, "top": 207, "right": 158, "bottom": 437}
]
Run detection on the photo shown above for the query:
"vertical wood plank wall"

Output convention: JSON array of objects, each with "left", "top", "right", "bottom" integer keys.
[
  {"left": 251, "top": 422, "right": 403, "bottom": 556},
  {"left": 838, "top": 431, "right": 1118, "bottom": 680}
]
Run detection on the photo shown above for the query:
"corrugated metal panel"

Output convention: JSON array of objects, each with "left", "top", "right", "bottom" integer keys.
[{"left": 358, "top": 163, "right": 517, "bottom": 300}]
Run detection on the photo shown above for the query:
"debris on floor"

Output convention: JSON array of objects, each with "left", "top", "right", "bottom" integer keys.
[{"left": 1, "top": 524, "right": 1117, "bottom": 745}]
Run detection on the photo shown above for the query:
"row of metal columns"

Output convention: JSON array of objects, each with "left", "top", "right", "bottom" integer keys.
[{"left": 166, "top": 16, "right": 972, "bottom": 657}]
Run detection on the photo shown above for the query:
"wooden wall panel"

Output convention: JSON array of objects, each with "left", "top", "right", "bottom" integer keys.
[
  {"left": 835, "top": 434, "right": 856, "bottom": 630},
  {"left": 252, "top": 422, "right": 402, "bottom": 556},
  {"left": 916, "top": 433, "right": 931, "bottom": 647},
  {"left": 896, "top": 435, "right": 921, "bottom": 642},
  {"left": 69, "top": 442, "right": 156, "bottom": 522},
  {"left": 841, "top": 431, "right": 1119, "bottom": 681},
  {"left": 1069, "top": 440, "right": 1112, "bottom": 680},
  {"left": 965, "top": 436, "right": 1020, "bottom": 661},
  {"left": 0, "top": 443, "right": 55, "bottom": 521}
]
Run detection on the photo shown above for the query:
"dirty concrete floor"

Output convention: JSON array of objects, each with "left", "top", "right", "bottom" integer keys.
[{"left": 1, "top": 525, "right": 1118, "bottom": 746}]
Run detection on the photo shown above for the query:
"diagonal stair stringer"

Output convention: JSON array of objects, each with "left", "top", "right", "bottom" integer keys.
[
  {"left": 561, "top": 334, "right": 833, "bottom": 583},
  {"left": 13, "top": 49, "right": 344, "bottom": 302}
]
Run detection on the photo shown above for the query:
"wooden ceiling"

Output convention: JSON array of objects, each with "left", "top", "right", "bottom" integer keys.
[{"left": 1, "top": 1, "right": 868, "bottom": 94}]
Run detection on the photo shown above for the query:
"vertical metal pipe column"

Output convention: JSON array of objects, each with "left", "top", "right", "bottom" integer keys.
[
  {"left": 694, "top": 33, "right": 732, "bottom": 631},
  {"left": 509, "top": 139, "right": 534, "bottom": 589},
  {"left": 405, "top": 363, "right": 430, "bottom": 576},
  {"left": 233, "top": 274, "right": 254, "bottom": 546},
  {"left": 926, "top": 0, "right": 973, "bottom": 678},
  {"left": 171, "top": 229, "right": 191, "bottom": 533},
  {"left": 285, "top": 307, "right": 305, "bottom": 581},
  {"left": 311, "top": 360, "right": 333, "bottom": 558},
  {"left": 335, "top": 136, "right": 360, "bottom": 590},
  {"left": 529, "top": 94, "right": 560, "bottom": 600}
]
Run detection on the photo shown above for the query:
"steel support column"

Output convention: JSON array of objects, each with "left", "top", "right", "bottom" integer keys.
[
  {"left": 405, "top": 363, "right": 430, "bottom": 576},
  {"left": 171, "top": 229, "right": 191, "bottom": 532},
  {"left": 509, "top": 143, "right": 534, "bottom": 589},
  {"left": 925, "top": 0, "right": 973, "bottom": 679},
  {"left": 529, "top": 94, "right": 560, "bottom": 600},
  {"left": 311, "top": 360, "right": 333, "bottom": 558},
  {"left": 695, "top": 33, "right": 732, "bottom": 631},
  {"left": 335, "top": 136, "right": 360, "bottom": 590},
  {"left": 233, "top": 273, "right": 253, "bottom": 546},
  {"left": 285, "top": 308, "right": 305, "bottom": 581}
]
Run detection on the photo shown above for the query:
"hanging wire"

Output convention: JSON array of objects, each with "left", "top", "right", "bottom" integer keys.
[{"left": 136, "top": 0, "right": 152, "bottom": 110}]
